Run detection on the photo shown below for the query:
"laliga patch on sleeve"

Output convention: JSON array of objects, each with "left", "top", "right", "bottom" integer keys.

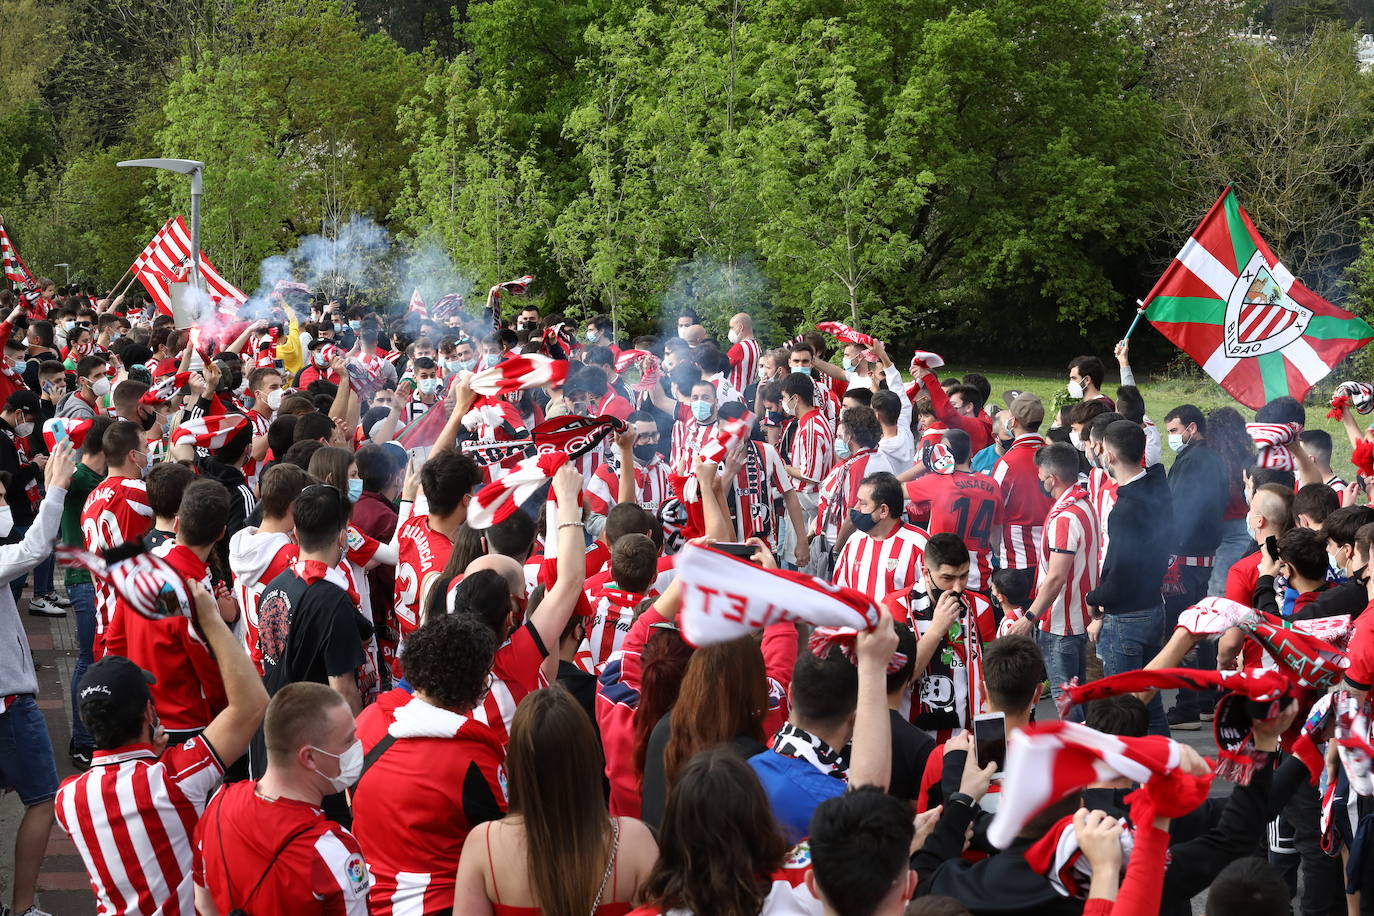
[{"left": 344, "top": 852, "right": 370, "bottom": 895}]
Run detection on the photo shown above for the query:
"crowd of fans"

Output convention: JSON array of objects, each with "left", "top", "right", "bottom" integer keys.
[{"left": 0, "top": 275, "right": 1369, "bottom": 916}]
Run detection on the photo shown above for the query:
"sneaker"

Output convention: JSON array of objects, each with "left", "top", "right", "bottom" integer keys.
[
  {"left": 69, "top": 740, "right": 93, "bottom": 771},
  {"left": 26, "top": 597, "right": 64, "bottom": 618},
  {"left": 45, "top": 591, "right": 72, "bottom": 609},
  {"left": 1199, "top": 708, "right": 1216, "bottom": 722},
  {"left": 1167, "top": 707, "right": 1202, "bottom": 730}
]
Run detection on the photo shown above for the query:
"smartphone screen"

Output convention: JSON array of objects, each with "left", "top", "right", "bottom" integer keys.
[
  {"left": 714, "top": 542, "right": 758, "bottom": 560},
  {"left": 974, "top": 713, "right": 1007, "bottom": 773},
  {"left": 1264, "top": 535, "right": 1279, "bottom": 562}
]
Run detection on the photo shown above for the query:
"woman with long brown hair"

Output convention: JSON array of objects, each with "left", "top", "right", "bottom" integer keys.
[
  {"left": 629, "top": 747, "right": 789, "bottom": 916},
  {"left": 639, "top": 636, "right": 769, "bottom": 830},
  {"left": 1205, "top": 406, "right": 1257, "bottom": 596},
  {"left": 455, "top": 687, "right": 658, "bottom": 915}
]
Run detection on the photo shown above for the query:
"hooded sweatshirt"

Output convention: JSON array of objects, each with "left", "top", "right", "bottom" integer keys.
[{"left": 229, "top": 526, "right": 297, "bottom": 674}]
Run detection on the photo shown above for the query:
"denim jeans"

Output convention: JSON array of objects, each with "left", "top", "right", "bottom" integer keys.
[
  {"left": 0, "top": 694, "right": 59, "bottom": 805},
  {"left": 68, "top": 581, "right": 97, "bottom": 749},
  {"left": 1099, "top": 606, "right": 1169, "bottom": 735},
  {"left": 1209, "top": 517, "right": 1252, "bottom": 597},
  {"left": 1035, "top": 630, "right": 1088, "bottom": 722}
]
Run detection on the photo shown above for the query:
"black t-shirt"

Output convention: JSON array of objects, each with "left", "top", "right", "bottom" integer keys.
[
  {"left": 258, "top": 568, "right": 370, "bottom": 697},
  {"left": 889, "top": 709, "right": 936, "bottom": 801}
]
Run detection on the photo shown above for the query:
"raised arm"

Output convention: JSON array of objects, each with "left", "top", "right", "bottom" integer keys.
[
  {"left": 529, "top": 465, "right": 589, "bottom": 654},
  {"left": 428, "top": 374, "right": 476, "bottom": 458},
  {"left": 848, "top": 611, "right": 898, "bottom": 790},
  {"left": 370, "top": 379, "right": 412, "bottom": 444},
  {"left": 615, "top": 428, "right": 636, "bottom": 505}
]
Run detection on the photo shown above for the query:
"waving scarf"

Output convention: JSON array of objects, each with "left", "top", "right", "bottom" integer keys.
[
  {"left": 467, "top": 450, "right": 569, "bottom": 528},
  {"left": 58, "top": 544, "right": 193, "bottom": 620},
  {"left": 1247, "top": 422, "right": 1302, "bottom": 470},
  {"left": 468, "top": 354, "right": 568, "bottom": 396}
]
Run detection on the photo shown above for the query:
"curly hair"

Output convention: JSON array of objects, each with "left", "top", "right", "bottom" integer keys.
[
  {"left": 1207, "top": 406, "right": 1255, "bottom": 494},
  {"left": 400, "top": 614, "right": 496, "bottom": 711}
]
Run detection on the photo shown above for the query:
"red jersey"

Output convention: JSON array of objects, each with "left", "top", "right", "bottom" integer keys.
[
  {"left": 917, "top": 375, "right": 993, "bottom": 453},
  {"left": 813, "top": 450, "right": 900, "bottom": 542},
  {"left": 833, "top": 523, "right": 929, "bottom": 601},
  {"left": 81, "top": 475, "right": 155, "bottom": 645},
  {"left": 1086, "top": 467, "right": 1119, "bottom": 571},
  {"left": 788, "top": 408, "right": 835, "bottom": 494},
  {"left": 1344, "top": 599, "right": 1374, "bottom": 691},
  {"left": 669, "top": 407, "right": 717, "bottom": 477},
  {"left": 991, "top": 434, "right": 1052, "bottom": 570},
  {"left": 1034, "top": 485, "right": 1100, "bottom": 636},
  {"left": 727, "top": 337, "right": 761, "bottom": 392},
  {"left": 1225, "top": 550, "right": 1263, "bottom": 607},
  {"left": 103, "top": 544, "right": 226, "bottom": 732},
  {"left": 903, "top": 471, "right": 1004, "bottom": 591},
  {"left": 352, "top": 690, "right": 507, "bottom": 916},
  {"left": 392, "top": 514, "right": 453, "bottom": 662},
  {"left": 56, "top": 737, "right": 226, "bottom": 916},
  {"left": 242, "top": 408, "right": 272, "bottom": 490},
  {"left": 194, "top": 781, "right": 370, "bottom": 916}
]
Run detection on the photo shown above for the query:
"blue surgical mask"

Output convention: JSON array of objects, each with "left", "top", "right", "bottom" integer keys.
[
  {"left": 313, "top": 351, "right": 327, "bottom": 367},
  {"left": 585, "top": 330, "right": 598, "bottom": 343},
  {"left": 349, "top": 320, "right": 362, "bottom": 331},
  {"left": 691, "top": 400, "right": 713, "bottom": 422},
  {"left": 835, "top": 439, "right": 851, "bottom": 460},
  {"left": 458, "top": 358, "right": 477, "bottom": 372},
  {"left": 418, "top": 377, "right": 439, "bottom": 395},
  {"left": 446, "top": 359, "right": 464, "bottom": 373},
  {"left": 790, "top": 365, "right": 810, "bottom": 375},
  {"left": 842, "top": 357, "right": 854, "bottom": 372},
  {"left": 348, "top": 478, "right": 363, "bottom": 502}
]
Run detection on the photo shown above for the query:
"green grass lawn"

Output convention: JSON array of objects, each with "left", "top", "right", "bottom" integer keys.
[{"left": 933, "top": 364, "right": 1355, "bottom": 473}]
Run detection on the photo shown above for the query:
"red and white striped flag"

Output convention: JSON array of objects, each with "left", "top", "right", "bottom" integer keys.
[
  {"left": 408, "top": 288, "right": 428, "bottom": 318},
  {"left": 987, "top": 721, "right": 1187, "bottom": 849},
  {"left": 132, "top": 216, "right": 247, "bottom": 316},
  {"left": 171, "top": 414, "right": 250, "bottom": 450},
  {"left": 468, "top": 451, "right": 569, "bottom": 527},
  {"left": 698, "top": 413, "right": 754, "bottom": 465},
  {"left": 0, "top": 219, "right": 36, "bottom": 289},
  {"left": 432, "top": 293, "right": 465, "bottom": 320},
  {"left": 468, "top": 354, "right": 568, "bottom": 396},
  {"left": 57, "top": 544, "right": 193, "bottom": 620},
  {"left": 490, "top": 275, "right": 534, "bottom": 299}
]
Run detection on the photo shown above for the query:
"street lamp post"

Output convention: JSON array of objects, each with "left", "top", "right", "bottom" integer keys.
[
  {"left": 116, "top": 158, "right": 205, "bottom": 288},
  {"left": 53, "top": 262, "right": 70, "bottom": 285}
]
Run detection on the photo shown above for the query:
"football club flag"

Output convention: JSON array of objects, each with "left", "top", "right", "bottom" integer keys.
[{"left": 1140, "top": 187, "right": 1374, "bottom": 409}]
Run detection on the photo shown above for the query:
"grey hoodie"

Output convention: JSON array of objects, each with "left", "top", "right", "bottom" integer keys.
[{"left": 0, "top": 485, "right": 66, "bottom": 697}]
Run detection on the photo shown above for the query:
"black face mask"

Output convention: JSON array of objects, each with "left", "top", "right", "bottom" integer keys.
[
  {"left": 520, "top": 321, "right": 539, "bottom": 333},
  {"left": 1038, "top": 479, "right": 1055, "bottom": 500},
  {"left": 998, "top": 436, "right": 1014, "bottom": 450},
  {"left": 633, "top": 443, "right": 659, "bottom": 463},
  {"left": 850, "top": 508, "right": 878, "bottom": 533},
  {"left": 139, "top": 409, "right": 158, "bottom": 431}
]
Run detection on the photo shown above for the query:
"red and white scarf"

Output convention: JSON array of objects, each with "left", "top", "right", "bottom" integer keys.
[
  {"left": 674, "top": 542, "right": 880, "bottom": 647},
  {"left": 58, "top": 544, "right": 193, "bottom": 620},
  {"left": 467, "top": 354, "right": 567, "bottom": 397},
  {"left": 172, "top": 413, "right": 249, "bottom": 450},
  {"left": 987, "top": 720, "right": 1193, "bottom": 849},
  {"left": 815, "top": 321, "right": 879, "bottom": 361},
  {"left": 1247, "top": 422, "right": 1301, "bottom": 470},
  {"left": 42, "top": 417, "right": 94, "bottom": 452},
  {"left": 468, "top": 451, "right": 569, "bottom": 528},
  {"left": 1329, "top": 381, "right": 1374, "bottom": 420}
]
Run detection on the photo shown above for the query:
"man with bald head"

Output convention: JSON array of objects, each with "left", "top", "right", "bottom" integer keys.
[
  {"left": 1224, "top": 482, "right": 1294, "bottom": 606},
  {"left": 727, "top": 312, "right": 760, "bottom": 394},
  {"left": 683, "top": 324, "right": 709, "bottom": 348}
]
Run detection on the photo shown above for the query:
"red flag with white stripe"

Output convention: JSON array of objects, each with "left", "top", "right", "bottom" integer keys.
[
  {"left": 131, "top": 216, "right": 247, "bottom": 316},
  {"left": 468, "top": 354, "right": 568, "bottom": 396},
  {"left": 408, "top": 288, "right": 428, "bottom": 318},
  {"left": 171, "top": 414, "right": 250, "bottom": 450},
  {"left": 0, "top": 219, "right": 36, "bottom": 289}
]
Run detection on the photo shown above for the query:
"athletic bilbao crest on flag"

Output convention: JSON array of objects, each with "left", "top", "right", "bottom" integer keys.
[{"left": 1141, "top": 187, "right": 1373, "bottom": 409}]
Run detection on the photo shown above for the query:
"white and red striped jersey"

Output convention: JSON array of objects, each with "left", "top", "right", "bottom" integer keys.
[
  {"left": 392, "top": 514, "right": 453, "bottom": 668},
  {"left": 832, "top": 522, "right": 929, "bottom": 601},
  {"left": 669, "top": 411, "right": 718, "bottom": 477},
  {"left": 725, "top": 440, "right": 796, "bottom": 548},
  {"left": 727, "top": 337, "right": 761, "bottom": 393},
  {"left": 1034, "top": 484, "right": 1100, "bottom": 636},
  {"left": 813, "top": 449, "right": 898, "bottom": 542},
  {"left": 991, "top": 434, "right": 1052, "bottom": 570},
  {"left": 788, "top": 408, "right": 835, "bottom": 494},
  {"left": 56, "top": 737, "right": 226, "bottom": 916},
  {"left": 476, "top": 622, "right": 549, "bottom": 743},
  {"left": 1086, "top": 467, "right": 1119, "bottom": 572},
  {"left": 586, "top": 587, "right": 645, "bottom": 673},
  {"left": 242, "top": 408, "right": 272, "bottom": 491},
  {"left": 814, "top": 378, "right": 841, "bottom": 430},
  {"left": 586, "top": 454, "right": 672, "bottom": 515},
  {"left": 81, "top": 475, "right": 154, "bottom": 644}
]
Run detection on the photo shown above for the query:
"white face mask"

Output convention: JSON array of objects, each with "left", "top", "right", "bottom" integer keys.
[
  {"left": 1067, "top": 379, "right": 1085, "bottom": 399},
  {"left": 1245, "top": 516, "right": 1258, "bottom": 543},
  {"left": 0, "top": 505, "right": 13, "bottom": 539},
  {"left": 757, "top": 366, "right": 770, "bottom": 381},
  {"left": 311, "top": 739, "right": 364, "bottom": 793},
  {"left": 1167, "top": 432, "right": 1186, "bottom": 453},
  {"left": 1068, "top": 430, "right": 1082, "bottom": 450},
  {"left": 727, "top": 329, "right": 740, "bottom": 344},
  {"left": 265, "top": 389, "right": 284, "bottom": 411},
  {"left": 677, "top": 326, "right": 690, "bottom": 340},
  {"left": 91, "top": 377, "right": 111, "bottom": 398},
  {"left": 14, "top": 421, "right": 33, "bottom": 438}
]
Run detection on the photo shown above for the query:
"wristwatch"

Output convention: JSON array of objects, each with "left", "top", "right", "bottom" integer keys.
[{"left": 946, "top": 791, "right": 976, "bottom": 810}]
